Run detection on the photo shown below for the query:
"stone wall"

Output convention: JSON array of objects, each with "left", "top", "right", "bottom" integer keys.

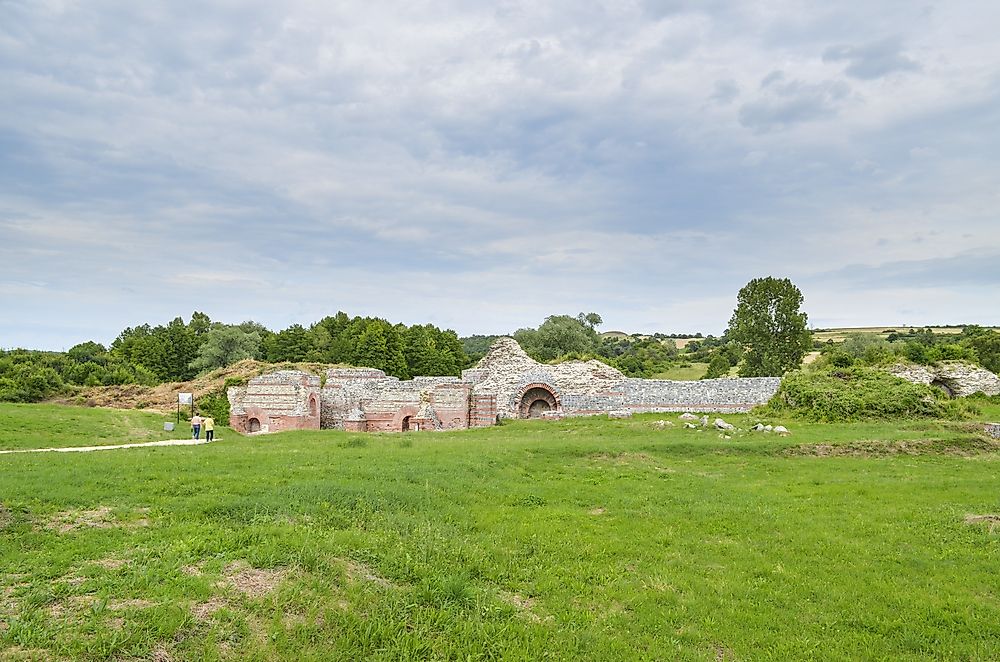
[
  {"left": 887, "top": 362, "right": 1000, "bottom": 397},
  {"left": 320, "top": 368, "right": 397, "bottom": 430},
  {"left": 620, "top": 377, "right": 781, "bottom": 413},
  {"left": 230, "top": 337, "right": 783, "bottom": 435},
  {"left": 471, "top": 338, "right": 627, "bottom": 419},
  {"left": 985, "top": 423, "right": 1000, "bottom": 439},
  {"left": 228, "top": 371, "right": 321, "bottom": 433},
  {"left": 471, "top": 337, "right": 780, "bottom": 418},
  {"left": 322, "top": 371, "right": 470, "bottom": 432}
]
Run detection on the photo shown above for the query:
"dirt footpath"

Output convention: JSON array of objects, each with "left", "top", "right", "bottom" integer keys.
[{"left": 0, "top": 438, "right": 216, "bottom": 455}]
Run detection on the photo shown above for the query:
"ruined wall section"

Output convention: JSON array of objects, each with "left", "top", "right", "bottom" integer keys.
[
  {"left": 621, "top": 377, "right": 781, "bottom": 413},
  {"left": 471, "top": 338, "right": 626, "bottom": 418},
  {"left": 363, "top": 377, "right": 470, "bottom": 432},
  {"left": 470, "top": 337, "right": 780, "bottom": 417},
  {"left": 228, "top": 371, "right": 321, "bottom": 433},
  {"left": 887, "top": 362, "right": 1000, "bottom": 397},
  {"left": 320, "top": 368, "right": 397, "bottom": 429},
  {"left": 321, "top": 370, "right": 470, "bottom": 432}
]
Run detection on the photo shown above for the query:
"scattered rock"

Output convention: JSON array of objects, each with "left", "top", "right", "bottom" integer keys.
[
  {"left": 651, "top": 420, "right": 674, "bottom": 429},
  {"left": 679, "top": 413, "right": 698, "bottom": 421},
  {"left": 752, "top": 423, "right": 765, "bottom": 432},
  {"left": 773, "top": 425, "right": 790, "bottom": 436},
  {"left": 608, "top": 410, "right": 632, "bottom": 419},
  {"left": 589, "top": 507, "right": 606, "bottom": 516},
  {"left": 700, "top": 416, "right": 709, "bottom": 427},
  {"left": 714, "top": 418, "right": 735, "bottom": 431},
  {"left": 764, "top": 425, "right": 773, "bottom": 432},
  {"left": 684, "top": 422, "right": 697, "bottom": 429}
]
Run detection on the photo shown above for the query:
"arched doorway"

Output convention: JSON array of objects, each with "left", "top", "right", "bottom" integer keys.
[
  {"left": 248, "top": 417, "right": 261, "bottom": 433},
  {"left": 518, "top": 385, "right": 558, "bottom": 419},
  {"left": 402, "top": 416, "right": 411, "bottom": 432},
  {"left": 930, "top": 379, "right": 954, "bottom": 397},
  {"left": 309, "top": 395, "right": 318, "bottom": 417}
]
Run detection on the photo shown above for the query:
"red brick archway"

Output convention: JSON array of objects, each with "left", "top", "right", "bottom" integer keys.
[
  {"left": 517, "top": 383, "right": 559, "bottom": 419},
  {"left": 392, "top": 406, "right": 420, "bottom": 432}
]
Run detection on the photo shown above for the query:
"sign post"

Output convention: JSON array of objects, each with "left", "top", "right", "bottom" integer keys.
[{"left": 178, "top": 392, "right": 193, "bottom": 427}]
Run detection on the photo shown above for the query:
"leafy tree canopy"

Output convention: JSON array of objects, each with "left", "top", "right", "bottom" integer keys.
[{"left": 728, "top": 277, "right": 811, "bottom": 377}]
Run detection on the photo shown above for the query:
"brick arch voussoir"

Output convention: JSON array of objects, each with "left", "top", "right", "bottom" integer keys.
[{"left": 516, "top": 383, "right": 561, "bottom": 418}]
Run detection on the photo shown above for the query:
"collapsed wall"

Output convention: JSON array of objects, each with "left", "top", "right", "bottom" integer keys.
[{"left": 887, "top": 362, "right": 1000, "bottom": 397}]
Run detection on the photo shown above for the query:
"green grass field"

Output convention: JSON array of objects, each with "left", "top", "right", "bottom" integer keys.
[
  {"left": 0, "top": 404, "right": 197, "bottom": 451},
  {"left": 2, "top": 405, "right": 1000, "bottom": 660},
  {"left": 653, "top": 363, "right": 710, "bottom": 380}
]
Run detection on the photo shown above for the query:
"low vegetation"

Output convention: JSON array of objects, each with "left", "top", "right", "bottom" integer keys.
[
  {"left": 2, "top": 403, "right": 1000, "bottom": 659},
  {"left": 761, "top": 367, "right": 985, "bottom": 422}
]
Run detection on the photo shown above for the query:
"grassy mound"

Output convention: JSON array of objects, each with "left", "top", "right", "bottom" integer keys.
[{"left": 761, "top": 367, "right": 972, "bottom": 422}]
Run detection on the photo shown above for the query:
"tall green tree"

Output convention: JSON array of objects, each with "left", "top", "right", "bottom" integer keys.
[
  {"left": 189, "top": 326, "right": 262, "bottom": 373},
  {"left": 514, "top": 313, "right": 602, "bottom": 362},
  {"left": 728, "top": 277, "right": 811, "bottom": 377}
]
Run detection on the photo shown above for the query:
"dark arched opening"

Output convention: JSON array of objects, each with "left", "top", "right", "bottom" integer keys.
[
  {"left": 248, "top": 417, "right": 261, "bottom": 433},
  {"left": 402, "top": 416, "right": 411, "bottom": 432},
  {"left": 309, "top": 396, "right": 318, "bottom": 417},
  {"left": 930, "top": 379, "right": 955, "bottom": 397},
  {"left": 518, "top": 385, "right": 558, "bottom": 419}
]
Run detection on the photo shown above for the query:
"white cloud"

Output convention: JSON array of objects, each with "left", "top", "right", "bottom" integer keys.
[{"left": 1, "top": 0, "right": 1000, "bottom": 348}]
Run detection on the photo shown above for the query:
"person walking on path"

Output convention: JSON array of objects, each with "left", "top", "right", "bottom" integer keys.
[
  {"left": 203, "top": 416, "right": 215, "bottom": 442},
  {"left": 191, "top": 414, "right": 203, "bottom": 440}
]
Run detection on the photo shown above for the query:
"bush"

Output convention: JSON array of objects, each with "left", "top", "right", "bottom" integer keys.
[
  {"left": 760, "top": 367, "right": 948, "bottom": 421},
  {"left": 196, "top": 389, "right": 230, "bottom": 424}
]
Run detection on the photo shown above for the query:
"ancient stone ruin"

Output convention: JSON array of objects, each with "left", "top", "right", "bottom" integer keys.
[
  {"left": 228, "top": 371, "right": 321, "bottom": 434},
  {"left": 228, "top": 337, "right": 781, "bottom": 434},
  {"left": 887, "top": 361, "right": 1000, "bottom": 397}
]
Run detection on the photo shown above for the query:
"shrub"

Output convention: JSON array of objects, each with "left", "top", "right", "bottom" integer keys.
[
  {"left": 760, "top": 367, "right": 948, "bottom": 422},
  {"left": 223, "top": 376, "right": 248, "bottom": 390},
  {"left": 196, "top": 389, "right": 230, "bottom": 424}
]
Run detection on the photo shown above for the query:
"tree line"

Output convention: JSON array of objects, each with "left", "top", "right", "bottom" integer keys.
[
  {"left": 0, "top": 312, "right": 468, "bottom": 402},
  {"left": 4, "top": 277, "right": 998, "bottom": 404}
]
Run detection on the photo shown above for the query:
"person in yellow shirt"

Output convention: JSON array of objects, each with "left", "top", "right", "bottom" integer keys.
[{"left": 203, "top": 416, "right": 215, "bottom": 442}]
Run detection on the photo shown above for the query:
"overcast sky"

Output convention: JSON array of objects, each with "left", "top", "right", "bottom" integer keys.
[{"left": 2, "top": 1, "right": 999, "bottom": 350}]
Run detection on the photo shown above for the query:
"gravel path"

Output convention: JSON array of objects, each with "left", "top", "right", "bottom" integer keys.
[{"left": 0, "top": 438, "right": 217, "bottom": 455}]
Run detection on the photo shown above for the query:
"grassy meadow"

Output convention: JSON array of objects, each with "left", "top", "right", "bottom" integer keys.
[
  {"left": 2, "top": 404, "right": 1000, "bottom": 660},
  {"left": 0, "top": 404, "right": 195, "bottom": 451}
]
